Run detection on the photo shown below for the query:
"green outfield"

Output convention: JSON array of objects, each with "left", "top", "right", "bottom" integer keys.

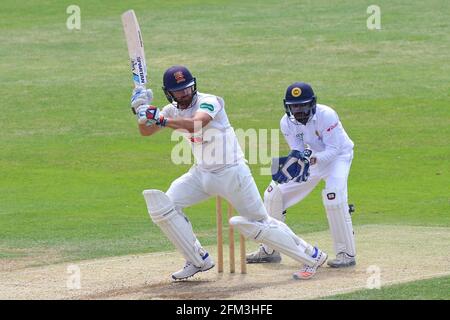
[
  {"left": 324, "top": 275, "right": 450, "bottom": 300},
  {"left": 0, "top": 0, "right": 449, "bottom": 299}
]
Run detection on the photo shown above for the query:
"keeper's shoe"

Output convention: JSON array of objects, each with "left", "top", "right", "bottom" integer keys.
[
  {"left": 246, "top": 245, "right": 282, "bottom": 264},
  {"left": 292, "top": 247, "right": 327, "bottom": 280},
  {"left": 171, "top": 253, "right": 215, "bottom": 280},
  {"left": 327, "top": 252, "right": 356, "bottom": 268}
]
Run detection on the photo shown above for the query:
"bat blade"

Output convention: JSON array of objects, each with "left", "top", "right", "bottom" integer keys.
[{"left": 121, "top": 10, "right": 148, "bottom": 87}]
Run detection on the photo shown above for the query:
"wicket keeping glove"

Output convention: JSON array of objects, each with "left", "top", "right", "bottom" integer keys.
[
  {"left": 136, "top": 105, "right": 167, "bottom": 127},
  {"left": 131, "top": 86, "right": 153, "bottom": 114},
  {"left": 271, "top": 150, "right": 310, "bottom": 184}
]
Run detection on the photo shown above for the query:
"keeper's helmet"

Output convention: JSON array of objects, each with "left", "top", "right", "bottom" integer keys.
[
  {"left": 162, "top": 65, "right": 197, "bottom": 109},
  {"left": 284, "top": 82, "right": 317, "bottom": 125}
]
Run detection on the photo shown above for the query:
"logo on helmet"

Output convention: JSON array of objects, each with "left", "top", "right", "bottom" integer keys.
[
  {"left": 291, "top": 87, "right": 302, "bottom": 97},
  {"left": 174, "top": 71, "right": 185, "bottom": 84}
]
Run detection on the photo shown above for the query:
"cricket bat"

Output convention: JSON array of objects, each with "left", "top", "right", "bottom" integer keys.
[{"left": 121, "top": 10, "right": 148, "bottom": 113}]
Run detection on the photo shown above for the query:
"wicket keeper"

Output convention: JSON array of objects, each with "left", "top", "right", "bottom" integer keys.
[{"left": 247, "top": 82, "right": 356, "bottom": 268}]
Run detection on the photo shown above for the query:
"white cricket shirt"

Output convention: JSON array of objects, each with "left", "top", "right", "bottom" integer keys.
[
  {"left": 161, "top": 92, "right": 245, "bottom": 171},
  {"left": 280, "top": 104, "right": 354, "bottom": 164}
]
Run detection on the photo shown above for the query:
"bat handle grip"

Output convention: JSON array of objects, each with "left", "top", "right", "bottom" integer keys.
[{"left": 131, "top": 83, "right": 148, "bottom": 115}]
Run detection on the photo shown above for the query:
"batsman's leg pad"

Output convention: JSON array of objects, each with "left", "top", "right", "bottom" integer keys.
[
  {"left": 229, "top": 216, "right": 315, "bottom": 266},
  {"left": 322, "top": 188, "right": 356, "bottom": 257},
  {"left": 262, "top": 181, "right": 286, "bottom": 254},
  {"left": 143, "top": 189, "right": 207, "bottom": 267},
  {"left": 264, "top": 181, "right": 286, "bottom": 221}
]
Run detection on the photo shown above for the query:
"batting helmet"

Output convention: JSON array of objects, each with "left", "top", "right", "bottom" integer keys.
[{"left": 162, "top": 65, "right": 197, "bottom": 107}]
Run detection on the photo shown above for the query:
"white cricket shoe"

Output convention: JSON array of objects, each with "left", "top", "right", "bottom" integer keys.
[
  {"left": 171, "top": 253, "right": 215, "bottom": 280},
  {"left": 292, "top": 247, "right": 328, "bottom": 280},
  {"left": 246, "top": 245, "right": 282, "bottom": 264},
  {"left": 327, "top": 252, "right": 356, "bottom": 268}
]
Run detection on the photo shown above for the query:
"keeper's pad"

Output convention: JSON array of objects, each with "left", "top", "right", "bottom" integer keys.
[
  {"left": 229, "top": 216, "right": 315, "bottom": 266},
  {"left": 143, "top": 189, "right": 207, "bottom": 267},
  {"left": 322, "top": 188, "right": 356, "bottom": 256}
]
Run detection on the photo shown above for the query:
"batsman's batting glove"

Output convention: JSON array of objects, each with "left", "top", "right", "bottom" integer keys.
[
  {"left": 131, "top": 86, "right": 154, "bottom": 114},
  {"left": 136, "top": 105, "right": 167, "bottom": 127}
]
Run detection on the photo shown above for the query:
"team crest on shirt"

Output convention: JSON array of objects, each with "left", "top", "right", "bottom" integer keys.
[
  {"left": 174, "top": 71, "right": 185, "bottom": 83},
  {"left": 291, "top": 87, "right": 302, "bottom": 97}
]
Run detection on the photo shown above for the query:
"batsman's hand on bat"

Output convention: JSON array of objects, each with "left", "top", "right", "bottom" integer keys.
[
  {"left": 136, "top": 105, "right": 167, "bottom": 127},
  {"left": 131, "top": 86, "right": 153, "bottom": 114}
]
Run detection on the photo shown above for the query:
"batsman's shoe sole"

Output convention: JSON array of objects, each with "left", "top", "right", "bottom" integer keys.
[
  {"left": 246, "top": 255, "right": 282, "bottom": 264},
  {"left": 292, "top": 251, "right": 328, "bottom": 280},
  {"left": 327, "top": 259, "right": 356, "bottom": 268},
  {"left": 292, "top": 271, "right": 315, "bottom": 280},
  {"left": 171, "top": 263, "right": 215, "bottom": 281},
  {"left": 246, "top": 247, "right": 282, "bottom": 264}
]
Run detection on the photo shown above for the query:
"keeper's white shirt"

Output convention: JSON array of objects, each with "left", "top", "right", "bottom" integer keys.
[
  {"left": 161, "top": 92, "right": 244, "bottom": 172},
  {"left": 280, "top": 104, "right": 354, "bottom": 164}
]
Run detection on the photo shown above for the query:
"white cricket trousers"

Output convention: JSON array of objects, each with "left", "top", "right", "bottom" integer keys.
[{"left": 166, "top": 162, "right": 268, "bottom": 221}]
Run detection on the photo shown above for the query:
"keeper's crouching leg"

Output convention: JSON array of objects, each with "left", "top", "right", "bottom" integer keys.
[{"left": 322, "top": 188, "right": 356, "bottom": 268}]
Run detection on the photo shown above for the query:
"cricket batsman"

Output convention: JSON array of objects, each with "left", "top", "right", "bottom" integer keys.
[
  {"left": 132, "top": 66, "right": 328, "bottom": 280},
  {"left": 247, "top": 82, "right": 357, "bottom": 268}
]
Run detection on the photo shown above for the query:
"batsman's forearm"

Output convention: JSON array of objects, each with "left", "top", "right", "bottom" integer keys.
[
  {"left": 165, "top": 118, "right": 200, "bottom": 133},
  {"left": 139, "top": 123, "right": 161, "bottom": 136}
]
